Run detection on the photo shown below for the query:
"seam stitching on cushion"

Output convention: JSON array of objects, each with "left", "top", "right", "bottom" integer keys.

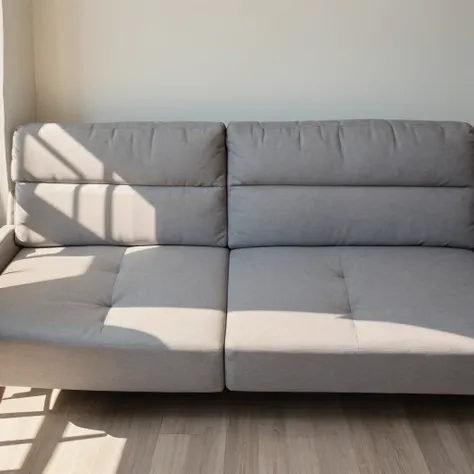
[
  {"left": 337, "top": 125, "right": 344, "bottom": 158},
  {"left": 100, "top": 248, "right": 127, "bottom": 333},
  {"left": 21, "top": 123, "right": 224, "bottom": 131},
  {"left": 339, "top": 254, "right": 360, "bottom": 352}
]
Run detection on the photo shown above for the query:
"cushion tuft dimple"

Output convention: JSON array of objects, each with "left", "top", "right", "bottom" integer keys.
[{"left": 0, "top": 245, "right": 229, "bottom": 392}]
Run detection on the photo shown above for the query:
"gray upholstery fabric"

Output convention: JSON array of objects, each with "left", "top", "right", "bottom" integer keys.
[
  {"left": 226, "top": 247, "right": 474, "bottom": 393},
  {"left": 227, "top": 120, "right": 474, "bottom": 249},
  {"left": 229, "top": 186, "right": 474, "bottom": 248},
  {"left": 13, "top": 122, "right": 227, "bottom": 247},
  {"left": 0, "top": 245, "right": 228, "bottom": 392},
  {"left": 7, "top": 119, "right": 474, "bottom": 394},
  {"left": 15, "top": 183, "right": 226, "bottom": 247},
  {"left": 0, "top": 225, "right": 19, "bottom": 273},
  {"left": 13, "top": 122, "right": 226, "bottom": 185},
  {"left": 228, "top": 120, "right": 474, "bottom": 186}
]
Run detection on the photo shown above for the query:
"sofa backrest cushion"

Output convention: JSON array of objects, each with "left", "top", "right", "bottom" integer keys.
[
  {"left": 227, "top": 120, "right": 474, "bottom": 249},
  {"left": 13, "top": 123, "right": 227, "bottom": 247}
]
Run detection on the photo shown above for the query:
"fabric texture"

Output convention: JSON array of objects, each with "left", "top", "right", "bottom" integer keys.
[
  {"left": 13, "top": 122, "right": 226, "bottom": 185},
  {"left": 13, "top": 122, "right": 227, "bottom": 247},
  {"left": 228, "top": 120, "right": 474, "bottom": 186},
  {"left": 15, "top": 183, "right": 226, "bottom": 247},
  {"left": 227, "top": 120, "right": 474, "bottom": 249},
  {"left": 0, "top": 225, "right": 19, "bottom": 273},
  {"left": 229, "top": 186, "right": 473, "bottom": 248},
  {"left": 6, "top": 119, "right": 474, "bottom": 394},
  {"left": 0, "top": 245, "right": 229, "bottom": 392},
  {"left": 226, "top": 247, "right": 474, "bottom": 393}
]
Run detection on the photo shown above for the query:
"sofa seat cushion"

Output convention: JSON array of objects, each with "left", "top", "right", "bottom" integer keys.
[
  {"left": 226, "top": 247, "right": 474, "bottom": 393},
  {"left": 0, "top": 245, "right": 228, "bottom": 392}
]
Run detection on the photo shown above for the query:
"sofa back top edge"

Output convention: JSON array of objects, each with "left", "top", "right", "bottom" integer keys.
[
  {"left": 227, "top": 120, "right": 474, "bottom": 187},
  {"left": 13, "top": 122, "right": 227, "bottom": 186}
]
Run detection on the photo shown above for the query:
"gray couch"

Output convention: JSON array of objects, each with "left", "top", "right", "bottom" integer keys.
[{"left": 0, "top": 120, "right": 473, "bottom": 393}]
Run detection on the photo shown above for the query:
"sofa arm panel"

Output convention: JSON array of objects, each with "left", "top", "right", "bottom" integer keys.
[{"left": 0, "top": 226, "right": 19, "bottom": 274}]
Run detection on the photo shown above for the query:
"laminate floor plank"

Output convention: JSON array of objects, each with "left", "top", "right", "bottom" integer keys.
[
  {"left": 404, "top": 398, "right": 472, "bottom": 474},
  {"left": 345, "top": 399, "right": 431, "bottom": 474}
]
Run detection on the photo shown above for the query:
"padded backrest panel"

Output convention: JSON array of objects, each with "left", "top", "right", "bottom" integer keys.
[
  {"left": 13, "top": 123, "right": 227, "bottom": 247},
  {"left": 227, "top": 120, "right": 474, "bottom": 249}
]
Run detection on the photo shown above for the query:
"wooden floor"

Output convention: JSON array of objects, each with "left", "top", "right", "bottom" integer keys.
[{"left": 1, "top": 387, "right": 474, "bottom": 473}]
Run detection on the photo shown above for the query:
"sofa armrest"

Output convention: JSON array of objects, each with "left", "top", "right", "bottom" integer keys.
[{"left": 0, "top": 226, "right": 19, "bottom": 274}]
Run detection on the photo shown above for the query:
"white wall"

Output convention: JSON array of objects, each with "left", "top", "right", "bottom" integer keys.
[
  {"left": 33, "top": 0, "right": 474, "bottom": 124},
  {"left": 0, "top": 0, "right": 36, "bottom": 224}
]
